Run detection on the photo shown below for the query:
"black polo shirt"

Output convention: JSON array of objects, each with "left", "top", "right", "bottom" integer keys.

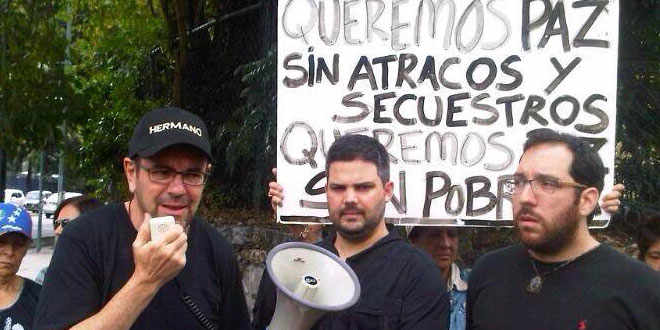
[{"left": 253, "top": 230, "right": 449, "bottom": 330}]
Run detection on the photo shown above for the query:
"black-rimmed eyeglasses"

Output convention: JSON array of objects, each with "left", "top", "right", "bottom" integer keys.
[{"left": 136, "top": 163, "right": 209, "bottom": 186}]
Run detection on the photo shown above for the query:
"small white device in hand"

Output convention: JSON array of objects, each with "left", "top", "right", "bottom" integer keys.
[{"left": 150, "top": 216, "right": 175, "bottom": 242}]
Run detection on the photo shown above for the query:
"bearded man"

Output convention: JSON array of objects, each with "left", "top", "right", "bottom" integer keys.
[
  {"left": 466, "top": 129, "right": 660, "bottom": 330},
  {"left": 261, "top": 134, "right": 450, "bottom": 330}
]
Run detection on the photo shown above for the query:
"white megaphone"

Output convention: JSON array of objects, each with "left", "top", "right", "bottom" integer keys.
[{"left": 266, "top": 242, "right": 361, "bottom": 330}]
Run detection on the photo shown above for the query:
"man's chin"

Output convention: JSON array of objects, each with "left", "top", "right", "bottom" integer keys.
[
  {"left": 336, "top": 224, "right": 370, "bottom": 241},
  {"left": 520, "top": 233, "right": 563, "bottom": 254},
  {"left": 175, "top": 215, "right": 195, "bottom": 228},
  {"left": 518, "top": 230, "right": 544, "bottom": 245}
]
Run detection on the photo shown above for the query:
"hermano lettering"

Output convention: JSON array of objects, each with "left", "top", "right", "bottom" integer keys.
[{"left": 149, "top": 122, "right": 203, "bottom": 137}]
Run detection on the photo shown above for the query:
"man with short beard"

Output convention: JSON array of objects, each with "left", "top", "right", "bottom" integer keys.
[
  {"left": 34, "top": 107, "right": 250, "bottom": 329},
  {"left": 263, "top": 134, "right": 449, "bottom": 330},
  {"left": 466, "top": 129, "right": 660, "bottom": 330}
]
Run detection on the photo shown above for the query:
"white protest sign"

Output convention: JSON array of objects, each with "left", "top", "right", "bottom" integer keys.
[{"left": 277, "top": 0, "right": 619, "bottom": 227}]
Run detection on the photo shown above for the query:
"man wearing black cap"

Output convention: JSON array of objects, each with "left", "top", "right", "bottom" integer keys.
[{"left": 34, "top": 107, "right": 250, "bottom": 329}]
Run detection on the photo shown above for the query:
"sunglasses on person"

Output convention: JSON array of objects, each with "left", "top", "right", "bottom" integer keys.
[{"left": 53, "top": 218, "right": 72, "bottom": 229}]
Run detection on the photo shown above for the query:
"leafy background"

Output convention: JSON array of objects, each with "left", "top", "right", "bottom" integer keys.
[{"left": 0, "top": 1, "right": 657, "bottom": 253}]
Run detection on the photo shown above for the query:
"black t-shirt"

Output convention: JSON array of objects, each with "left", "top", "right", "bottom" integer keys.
[
  {"left": 0, "top": 277, "right": 41, "bottom": 330},
  {"left": 34, "top": 203, "right": 250, "bottom": 330},
  {"left": 253, "top": 230, "right": 450, "bottom": 330},
  {"left": 467, "top": 244, "right": 660, "bottom": 330}
]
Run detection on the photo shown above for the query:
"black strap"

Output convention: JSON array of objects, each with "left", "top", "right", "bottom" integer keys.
[
  {"left": 173, "top": 221, "right": 218, "bottom": 330},
  {"left": 175, "top": 278, "right": 216, "bottom": 330}
]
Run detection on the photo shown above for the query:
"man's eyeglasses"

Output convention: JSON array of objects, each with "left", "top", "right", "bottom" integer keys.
[
  {"left": 136, "top": 163, "right": 209, "bottom": 186},
  {"left": 53, "top": 218, "right": 72, "bottom": 229},
  {"left": 504, "top": 176, "right": 586, "bottom": 195}
]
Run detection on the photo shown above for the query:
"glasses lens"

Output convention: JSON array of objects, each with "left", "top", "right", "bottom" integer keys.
[
  {"left": 182, "top": 172, "right": 206, "bottom": 185},
  {"left": 149, "top": 168, "right": 173, "bottom": 182},
  {"left": 504, "top": 180, "right": 516, "bottom": 193},
  {"left": 533, "top": 178, "right": 559, "bottom": 194},
  {"left": 54, "top": 218, "right": 70, "bottom": 228}
]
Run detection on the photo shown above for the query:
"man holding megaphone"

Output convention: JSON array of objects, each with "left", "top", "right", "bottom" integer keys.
[{"left": 263, "top": 134, "right": 450, "bottom": 330}]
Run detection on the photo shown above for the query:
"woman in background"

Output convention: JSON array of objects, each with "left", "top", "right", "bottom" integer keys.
[{"left": 35, "top": 196, "right": 102, "bottom": 284}]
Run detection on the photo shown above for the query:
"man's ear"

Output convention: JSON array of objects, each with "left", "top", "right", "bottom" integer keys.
[
  {"left": 578, "top": 187, "right": 600, "bottom": 218},
  {"left": 123, "top": 157, "right": 137, "bottom": 193},
  {"left": 384, "top": 181, "right": 394, "bottom": 202}
]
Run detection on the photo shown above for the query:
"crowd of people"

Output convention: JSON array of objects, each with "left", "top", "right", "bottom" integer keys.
[{"left": 0, "top": 107, "right": 658, "bottom": 329}]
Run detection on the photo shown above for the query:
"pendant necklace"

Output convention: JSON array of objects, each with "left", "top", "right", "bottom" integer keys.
[
  {"left": 526, "top": 257, "right": 574, "bottom": 294},
  {"left": 525, "top": 244, "right": 600, "bottom": 294}
]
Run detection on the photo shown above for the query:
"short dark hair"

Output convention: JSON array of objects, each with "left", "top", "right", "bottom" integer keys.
[
  {"left": 325, "top": 135, "right": 390, "bottom": 184},
  {"left": 54, "top": 195, "right": 103, "bottom": 219},
  {"left": 637, "top": 212, "right": 660, "bottom": 262},
  {"left": 523, "top": 128, "right": 605, "bottom": 194}
]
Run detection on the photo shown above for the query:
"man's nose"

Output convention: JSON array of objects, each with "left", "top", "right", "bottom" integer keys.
[
  {"left": 167, "top": 174, "right": 186, "bottom": 195},
  {"left": 344, "top": 188, "right": 357, "bottom": 204},
  {"left": 438, "top": 233, "right": 451, "bottom": 247},
  {"left": 517, "top": 181, "right": 537, "bottom": 205}
]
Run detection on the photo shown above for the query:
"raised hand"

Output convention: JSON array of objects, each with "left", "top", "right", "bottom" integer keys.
[
  {"left": 268, "top": 168, "right": 284, "bottom": 212},
  {"left": 601, "top": 183, "right": 624, "bottom": 214},
  {"left": 131, "top": 214, "right": 187, "bottom": 289}
]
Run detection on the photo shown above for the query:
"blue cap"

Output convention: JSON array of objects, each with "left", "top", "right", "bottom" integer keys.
[{"left": 0, "top": 203, "right": 32, "bottom": 239}]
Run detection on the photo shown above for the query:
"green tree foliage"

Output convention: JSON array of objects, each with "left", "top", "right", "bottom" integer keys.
[
  {"left": 224, "top": 48, "right": 276, "bottom": 208},
  {"left": 615, "top": 0, "right": 660, "bottom": 217},
  {"left": 0, "top": 1, "right": 70, "bottom": 155},
  {"left": 156, "top": 0, "right": 269, "bottom": 209},
  {"left": 65, "top": 0, "right": 168, "bottom": 198}
]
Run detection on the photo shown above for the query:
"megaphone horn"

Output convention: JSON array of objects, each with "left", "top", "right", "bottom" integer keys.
[{"left": 266, "top": 242, "right": 361, "bottom": 330}]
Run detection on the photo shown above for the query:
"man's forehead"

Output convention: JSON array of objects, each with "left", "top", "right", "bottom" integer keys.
[
  {"left": 327, "top": 160, "right": 379, "bottom": 181},
  {"left": 145, "top": 146, "right": 209, "bottom": 167},
  {"left": 516, "top": 142, "right": 573, "bottom": 177}
]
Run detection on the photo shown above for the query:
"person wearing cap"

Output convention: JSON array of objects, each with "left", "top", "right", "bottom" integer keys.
[
  {"left": 0, "top": 203, "right": 41, "bottom": 329},
  {"left": 34, "top": 107, "right": 250, "bottom": 329}
]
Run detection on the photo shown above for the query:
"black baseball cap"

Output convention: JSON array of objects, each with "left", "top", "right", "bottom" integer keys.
[{"left": 128, "top": 107, "right": 213, "bottom": 161}]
